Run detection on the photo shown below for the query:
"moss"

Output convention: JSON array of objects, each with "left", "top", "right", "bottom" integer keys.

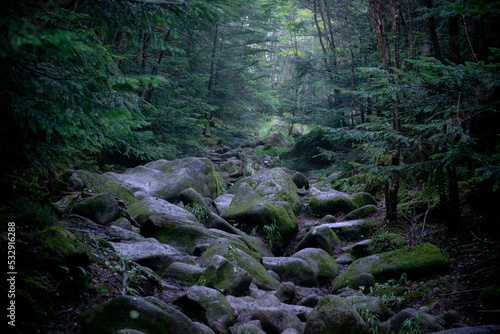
[
  {"left": 352, "top": 192, "right": 377, "bottom": 207},
  {"left": 332, "top": 243, "right": 450, "bottom": 292},
  {"left": 76, "top": 170, "right": 138, "bottom": 205},
  {"left": 39, "top": 226, "right": 91, "bottom": 266},
  {"left": 367, "top": 233, "right": 407, "bottom": 255},
  {"left": 345, "top": 204, "right": 378, "bottom": 220},
  {"left": 308, "top": 195, "right": 358, "bottom": 216}
]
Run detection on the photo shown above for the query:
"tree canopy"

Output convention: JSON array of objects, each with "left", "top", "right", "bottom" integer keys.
[{"left": 1, "top": 0, "right": 499, "bottom": 228}]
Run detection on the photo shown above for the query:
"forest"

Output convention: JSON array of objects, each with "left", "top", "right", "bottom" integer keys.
[{"left": 1, "top": 0, "right": 500, "bottom": 333}]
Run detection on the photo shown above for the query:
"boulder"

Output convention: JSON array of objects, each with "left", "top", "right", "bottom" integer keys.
[
  {"left": 61, "top": 169, "right": 139, "bottom": 205},
  {"left": 162, "top": 262, "right": 204, "bottom": 285},
  {"left": 106, "top": 157, "right": 224, "bottom": 203},
  {"left": 322, "top": 220, "right": 375, "bottom": 241},
  {"left": 38, "top": 226, "right": 91, "bottom": 271},
  {"left": 345, "top": 204, "right": 378, "bottom": 220},
  {"left": 295, "top": 225, "right": 340, "bottom": 255},
  {"left": 304, "top": 295, "right": 368, "bottom": 334},
  {"left": 130, "top": 197, "right": 216, "bottom": 254},
  {"left": 345, "top": 233, "right": 406, "bottom": 259},
  {"left": 214, "top": 194, "right": 234, "bottom": 214},
  {"left": 221, "top": 183, "right": 298, "bottom": 250},
  {"left": 112, "top": 217, "right": 134, "bottom": 231},
  {"left": 348, "top": 272, "right": 375, "bottom": 293},
  {"left": 200, "top": 238, "right": 280, "bottom": 291},
  {"left": 198, "top": 255, "right": 253, "bottom": 296},
  {"left": 291, "top": 248, "right": 339, "bottom": 281},
  {"left": 180, "top": 187, "right": 211, "bottom": 211},
  {"left": 275, "top": 281, "right": 297, "bottom": 304},
  {"left": 262, "top": 257, "right": 318, "bottom": 287},
  {"left": 308, "top": 188, "right": 377, "bottom": 217},
  {"left": 174, "top": 286, "right": 233, "bottom": 333},
  {"left": 308, "top": 188, "right": 358, "bottom": 216},
  {"left": 78, "top": 295, "right": 202, "bottom": 333},
  {"left": 229, "top": 322, "right": 267, "bottom": 334},
  {"left": 106, "top": 225, "right": 144, "bottom": 241},
  {"left": 345, "top": 295, "right": 394, "bottom": 321},
  {"left": 378, "top": 308, "right": 445, "bottom": 334},
  {"left": 205, "top": 214, "right": 273, "bottom": 258},
  {"left": 331, "top": 243, "right": 450, "bottom": 292},
  {"left": 251, "top": 168, "right": 301, "bottom": 213},
  {"left": 292, "top": 172, "right": 309, "bottom": 190},
  {"left": 250, "top": 307, "right": 305, "bottom": 334},
  {"left": 72, "top": 192, "right": 120, "bottom": 225},
  {"left": 263, "top": 133, "right": 293, "bottom": 147},
  {"left": 110, "top": 239, "right": 181, "bottom": 272}
]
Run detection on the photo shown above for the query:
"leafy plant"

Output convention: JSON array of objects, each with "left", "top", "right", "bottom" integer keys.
[
  {"left": 398, "top": 314, "right": 421, "bottom": 334},
  {"left": 184, "top": 203, "right": 211, "bottom": 225}
]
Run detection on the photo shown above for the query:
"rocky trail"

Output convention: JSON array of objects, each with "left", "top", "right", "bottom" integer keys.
[{"left": 38, "top": 142, "right": 500, "bottom": 334}]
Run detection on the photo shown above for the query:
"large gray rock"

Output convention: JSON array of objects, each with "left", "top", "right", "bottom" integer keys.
[
  {"left": 322, "top": 220, "right": 375, "bottom": 241},
  {"left": 308, "top": 188, "right": 377, "bottom": 217},
  {"left": 129, "top": 197, "right": 217, "bottom": 254},
  {"left": 162, "top": 262, "right": 204, "bottom": 285},
  {"left": 78, "top": 295, "right": 202, "bottom": 333},
  {"left": 106, "top": 157, "right": 224, "bottom": 203},
  {"left": 72, "top": 192, "right": 120, "bottom": 225},
  {"left": 262, "top": 133, "right": 293, "bottom": 147},
  {"left": 61, "top": 169, "right": 139, "bottom": 205},
  {"left": 221, "top": 183, "right": 298, "bottom": 252},
  {"left": 332, "top": 243, "right": 450, "bottom": 292},
  {"left": 214, "top": 194, "right": 234, "bottom": 214},
  {"left": 228, "top": 322, "right": 266, "bottom": 334},
  {"left": 200, "top": 238, "right": 280, "bottom": 290},
  {"left": 345, "top": 295, "right": 394, "bottom": 321},
  {"left": 304, "top": 295, "right": 367, "bottom": 334},
  {"left": 106, "top": 225, "right": 144, "bottom": 241},
  {"left": 198, "top": 255, "right": 253, "bottom": 296},
  {"left": 291, "top": 248, "right": 339, "bottom": 281},
  {"left": 110, "top": 239, "right": 181, "bottom": 272},
  {"left": 175, "top": 286, "right": 233, "bottom": 333},
  {"left": 180, "top": 187, "right": 211, "bottom": 210},
  {"left": 250, "top": 307, "right": 305, "bottom": 334},
  {"left": 263, "top": 257, "right": 318, "bottom": 287},
  {"left": 295, "top": 225, "right": 340, "bottom": 255},
  {"left": 378, "top": 308, "right": 445, "bottom": 334}
]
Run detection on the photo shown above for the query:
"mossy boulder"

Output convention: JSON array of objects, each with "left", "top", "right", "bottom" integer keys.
[
  {"left": 106, "top": 157, "right": 224, "bottom": 203},
  {"left": 332, "top": 243, "right": 450, "bottom": 292},
  {"left": 291, "top": 248, "right": 339, "bottom": 281},
  {"left": 295, "top": 225, "right": 340, "bottom": 255},
  {"left": 110, "top": 240, "right": 181, "bottom": 273},
  {"left": 345, "top": 295, "right": 394, "bottom": 321},
  {"left": 345, "top": 204, "right": 378, "bottom": 220},
  {"left": 200, "top": 238, "right": 280, "bottom": 290},
  {"left": 323, "top": 220, "right": 376, "bottom": 241},
  {"left": 262, "top": 257, "right": 318, "bottom": 287},
  {"left": 162, "top": 262, "right": 204, "bottom": 285},
  {"left": 250, "top": 168, "right": 301, "bottom": 213},
  {"left": 130, "top": 197, "right": 216, "bottom": 254},
  {"left": 197, "top": 255, "right": 253, "bottom": 296},
  {"left": 304, "top": 295, "right": 368, "bottom": 334},
  {"left": 72, "top": 192, "right": 120, "bottom": 225},
  {"left": 180, "top": 187, "right": 211, "bottom": 211},
  {"left": 174, "top": 285, "right": 233, "bottom": 332},
  {"left": 292, "top": 171, "right": 309, "bottom": 190},
  {"left": 78, "top": 295, "right": 202, "bottom": 333},
  {"left": 308, "top": 188, "right": 377, "bottom": 217},
  {"left": 39, "top": 226, "right": 91, "bottom": 269},
  {"left": 352, "top": 192, "right": 378, "bottom": 207},
  {"left": 66, "top": 169, "right": 138, "bottom": 205},
  {"left": 221, "top": 183, "right": 298, "bottom": 249},
  {"left": 250, "top": 307, "right": 305, "bottom": 334}
]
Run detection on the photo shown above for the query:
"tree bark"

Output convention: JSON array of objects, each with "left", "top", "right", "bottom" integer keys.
[{"left": 425, "top": 0, "right": 443, "bottom": 61}]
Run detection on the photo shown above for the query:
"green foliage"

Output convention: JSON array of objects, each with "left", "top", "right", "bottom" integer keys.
[
  {"left": 184, "top": 203, "right": 211, "bottom": 226},
  {"left": 398, "top": 314, "right": 421, "bottom": 334},
  {"left": 358, "top": 308, "right": 379, "bottom": 334}
]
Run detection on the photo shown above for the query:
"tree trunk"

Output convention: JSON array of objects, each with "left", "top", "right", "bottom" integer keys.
[
  {"left": 425, "top": 0, "right": 443, "bottom": 61},
  {"left": 446, "top": 166, "right": 461, "bottom": 235}
]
